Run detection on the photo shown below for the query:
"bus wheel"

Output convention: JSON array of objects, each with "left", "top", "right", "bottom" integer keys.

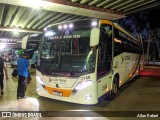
[
  {"left": 108, "top": 77, "right": 119, "bottom": 101},
  {"left": 136, "top": 66, "right": 141, "bottom": 79}
]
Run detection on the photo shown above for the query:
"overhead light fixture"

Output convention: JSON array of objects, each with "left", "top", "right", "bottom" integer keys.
[
  {"left": 44, "top": 31, "right": 56, "bottom": 37},
  {"left": 21, "top": 0, "right": 44, "bottom": 9},
  {"left": 58, "top": 25, "right": 62, "bottom": 30},
  {"left": 44, "top": 28, "right": 47, "bottom": 31},
  {"left": 13, "top": 29, "right": 19, "bottom": 35},
  {"left": 69, "top": 24, "right": 73, "bottom": 28},
  {"left": 30, "top": 34, "right": 39, "bottom": 37},
  {"left": 91, "top": 21, "right": 98, "bottom": 27}
]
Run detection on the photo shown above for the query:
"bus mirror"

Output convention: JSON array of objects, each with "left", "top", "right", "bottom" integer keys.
[
  {"left": 22, "top": 35, "right": 29, "bottom": 49},
  {"left": 90, "top": 28, "right": 100, "bottom": 47}
]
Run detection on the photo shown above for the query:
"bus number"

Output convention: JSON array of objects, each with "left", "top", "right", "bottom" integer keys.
[{"left": 80, "top": 75, "right": 91, "bottom": 81}]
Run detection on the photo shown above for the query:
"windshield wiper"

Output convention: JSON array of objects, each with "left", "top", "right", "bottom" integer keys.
[
  {"left": 58, "top": 53, "right": 61, "bottom": 71},
  {"left": 68, "top": 55, "right": 73, "bottom": 74}
]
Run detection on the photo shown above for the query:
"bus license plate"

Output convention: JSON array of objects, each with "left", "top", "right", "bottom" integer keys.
[{"left": 53, "top": 91, "right": 62, "bottom": 96}]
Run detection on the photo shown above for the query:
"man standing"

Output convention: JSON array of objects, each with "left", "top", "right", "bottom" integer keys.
[
  {"left": 0, "top": 57, "right": 8, "bottom": 96},
  {"left": 17, "top": 53, "right": 30, "bottom": 99}
]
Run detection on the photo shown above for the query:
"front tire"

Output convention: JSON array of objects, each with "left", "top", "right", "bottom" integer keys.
[
  {"left": 135, "top": 66, "right": 141, "bottom": 79},
  {"left": 108, "top": 77, "right": 119, "bottom": 101}
]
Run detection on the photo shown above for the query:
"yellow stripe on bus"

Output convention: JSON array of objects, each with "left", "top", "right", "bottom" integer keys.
[
  {"left": 100, "top": 20, "right": 112, "bottom": 25},
  {"left": 99, "top": 20, "right": 123, "bottom": 32}
]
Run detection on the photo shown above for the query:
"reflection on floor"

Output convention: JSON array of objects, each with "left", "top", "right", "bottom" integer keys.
[
  {"left": 0, "top": 65, "right": 39, "bottom": 111},
  {"left": 0, "top": 97, "right": 39, "bottom": 111}
]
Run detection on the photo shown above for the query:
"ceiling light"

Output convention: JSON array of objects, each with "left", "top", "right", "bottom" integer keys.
[
  {"left": 44, "top": 28, "right": 47, "bottom": 31},
  {"left": 58, "top": 25, "right": 62, "bottom": 30},
  {"left": 44, "top": 31, "right": 56, "bottom": 37},
  {"left": 69, "top": 24, "right": 73, "bottom": 28},
  {"left": 21, "top": 0, "right": 43, "bottom": 9},
  {"left": 91, "top": 21, "right": 98, "bottom": 27},
  {"left": 13, "top": 29, "right": 19, "bottom": 35}
]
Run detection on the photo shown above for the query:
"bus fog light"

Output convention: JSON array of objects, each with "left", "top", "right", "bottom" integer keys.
[{"left": 85, "top": 95, "right": 92, "bottom": 101}]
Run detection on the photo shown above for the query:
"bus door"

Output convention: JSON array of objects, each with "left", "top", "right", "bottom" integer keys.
[{"left": 97, "top": 24, "right": 113, "bottom": 98}]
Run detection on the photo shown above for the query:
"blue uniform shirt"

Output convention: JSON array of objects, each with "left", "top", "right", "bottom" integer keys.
[{"left": 17, "top": 58, "right": 30, "bottom": 77}]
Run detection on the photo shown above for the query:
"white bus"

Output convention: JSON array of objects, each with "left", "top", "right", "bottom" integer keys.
[{"left": 22, "top": 19, "right": 143, "bottom": 104}]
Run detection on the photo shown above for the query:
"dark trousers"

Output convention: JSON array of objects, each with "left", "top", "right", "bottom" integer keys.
[
  {"left": 27, "top": 72, "right": 31, "bottom": 83},
  {"left": 0, "top": 75, "right": 4, "bottom": 91},
  {"left": 17, "top": 75, "right": 27, "bottom": 97}
]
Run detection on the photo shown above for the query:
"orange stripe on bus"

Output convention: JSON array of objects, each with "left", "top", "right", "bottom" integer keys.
[
  {"left": 99, "top": 20, "right": 123, "bottom": 32},
  {"left": 100, "top": 20, "right": 112, "bottom": 25},
  {"left": 45, "top": 86, "right": 73, "bottom": 97},
  {"left": 99, "top": 20, "right": 127, "bottom": 35}
]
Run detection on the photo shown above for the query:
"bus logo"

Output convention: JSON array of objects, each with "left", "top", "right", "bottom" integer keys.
[
  {"left": 65, "top": 30, "right": 70, "bottom": 35},
  {"left": 49, "top": 78, "right": 67, "bottom": 83}
]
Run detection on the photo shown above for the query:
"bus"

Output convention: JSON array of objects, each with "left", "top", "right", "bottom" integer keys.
[
  {"left": 11, "top": 34, "right": 41, "bottom": 67},
  {"left": 22, "top": 19, "right": 143, "bottom": 104},
  {"left": 11, "top": 42, "right": 22, "bottom": 67},
  {"left": 26, "top": 34, "right": 41, "bottom": 67}
]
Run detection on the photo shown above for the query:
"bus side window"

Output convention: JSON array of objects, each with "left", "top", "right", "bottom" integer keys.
[
  {"left": 98, "top": 29, "right": 108, "bottom": 66},
  {"left": 114, "top": 38, "right": 123, "bottom": 56}
]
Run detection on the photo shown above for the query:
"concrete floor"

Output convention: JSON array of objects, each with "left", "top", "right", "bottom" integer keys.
[{"left": 0, "top": 65, "right": 160, "bottom": 120}]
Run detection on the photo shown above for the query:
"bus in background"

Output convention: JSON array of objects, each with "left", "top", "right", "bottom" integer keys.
[
  {"left": 11, "top": 42, "right": 21, "bottom": 67},
  {"left": 1, "top": 49, "right": 12, "bottom": 62},
  {"left": 22, "top": 19, "right": 143, "bottom": 104},
  {"left": 11, "top": 34, "right": 41, "bottom": 67},
  {"left": 26, "top": 34, "right": 41, "bottom": 67}
]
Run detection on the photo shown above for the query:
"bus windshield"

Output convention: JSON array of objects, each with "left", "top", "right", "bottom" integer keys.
[{"left": 38, "top": 20, "right": 98, "bottom": 76}]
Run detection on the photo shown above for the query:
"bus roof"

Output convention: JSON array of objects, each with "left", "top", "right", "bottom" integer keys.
[{"left": 45, "top": 19, "right": 141, "bottom": 45}]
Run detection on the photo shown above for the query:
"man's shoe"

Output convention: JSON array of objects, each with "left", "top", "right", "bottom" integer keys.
[
  {"left": 1, "top": 91, "right": 4, "bottom": 95},
  {"left": 22, "top": 96, "right": 27, "bottom": 98},
  {"left": 17, "top": 96, "right": 22, "bottom": 99}
]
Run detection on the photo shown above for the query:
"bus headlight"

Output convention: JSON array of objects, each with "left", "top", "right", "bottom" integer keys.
[
  {"left": 75, "top": 81, "right": 93, "bottom": 90},
  {"left": 36, "top": 76, "right": 44, "bottom": 85}
]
